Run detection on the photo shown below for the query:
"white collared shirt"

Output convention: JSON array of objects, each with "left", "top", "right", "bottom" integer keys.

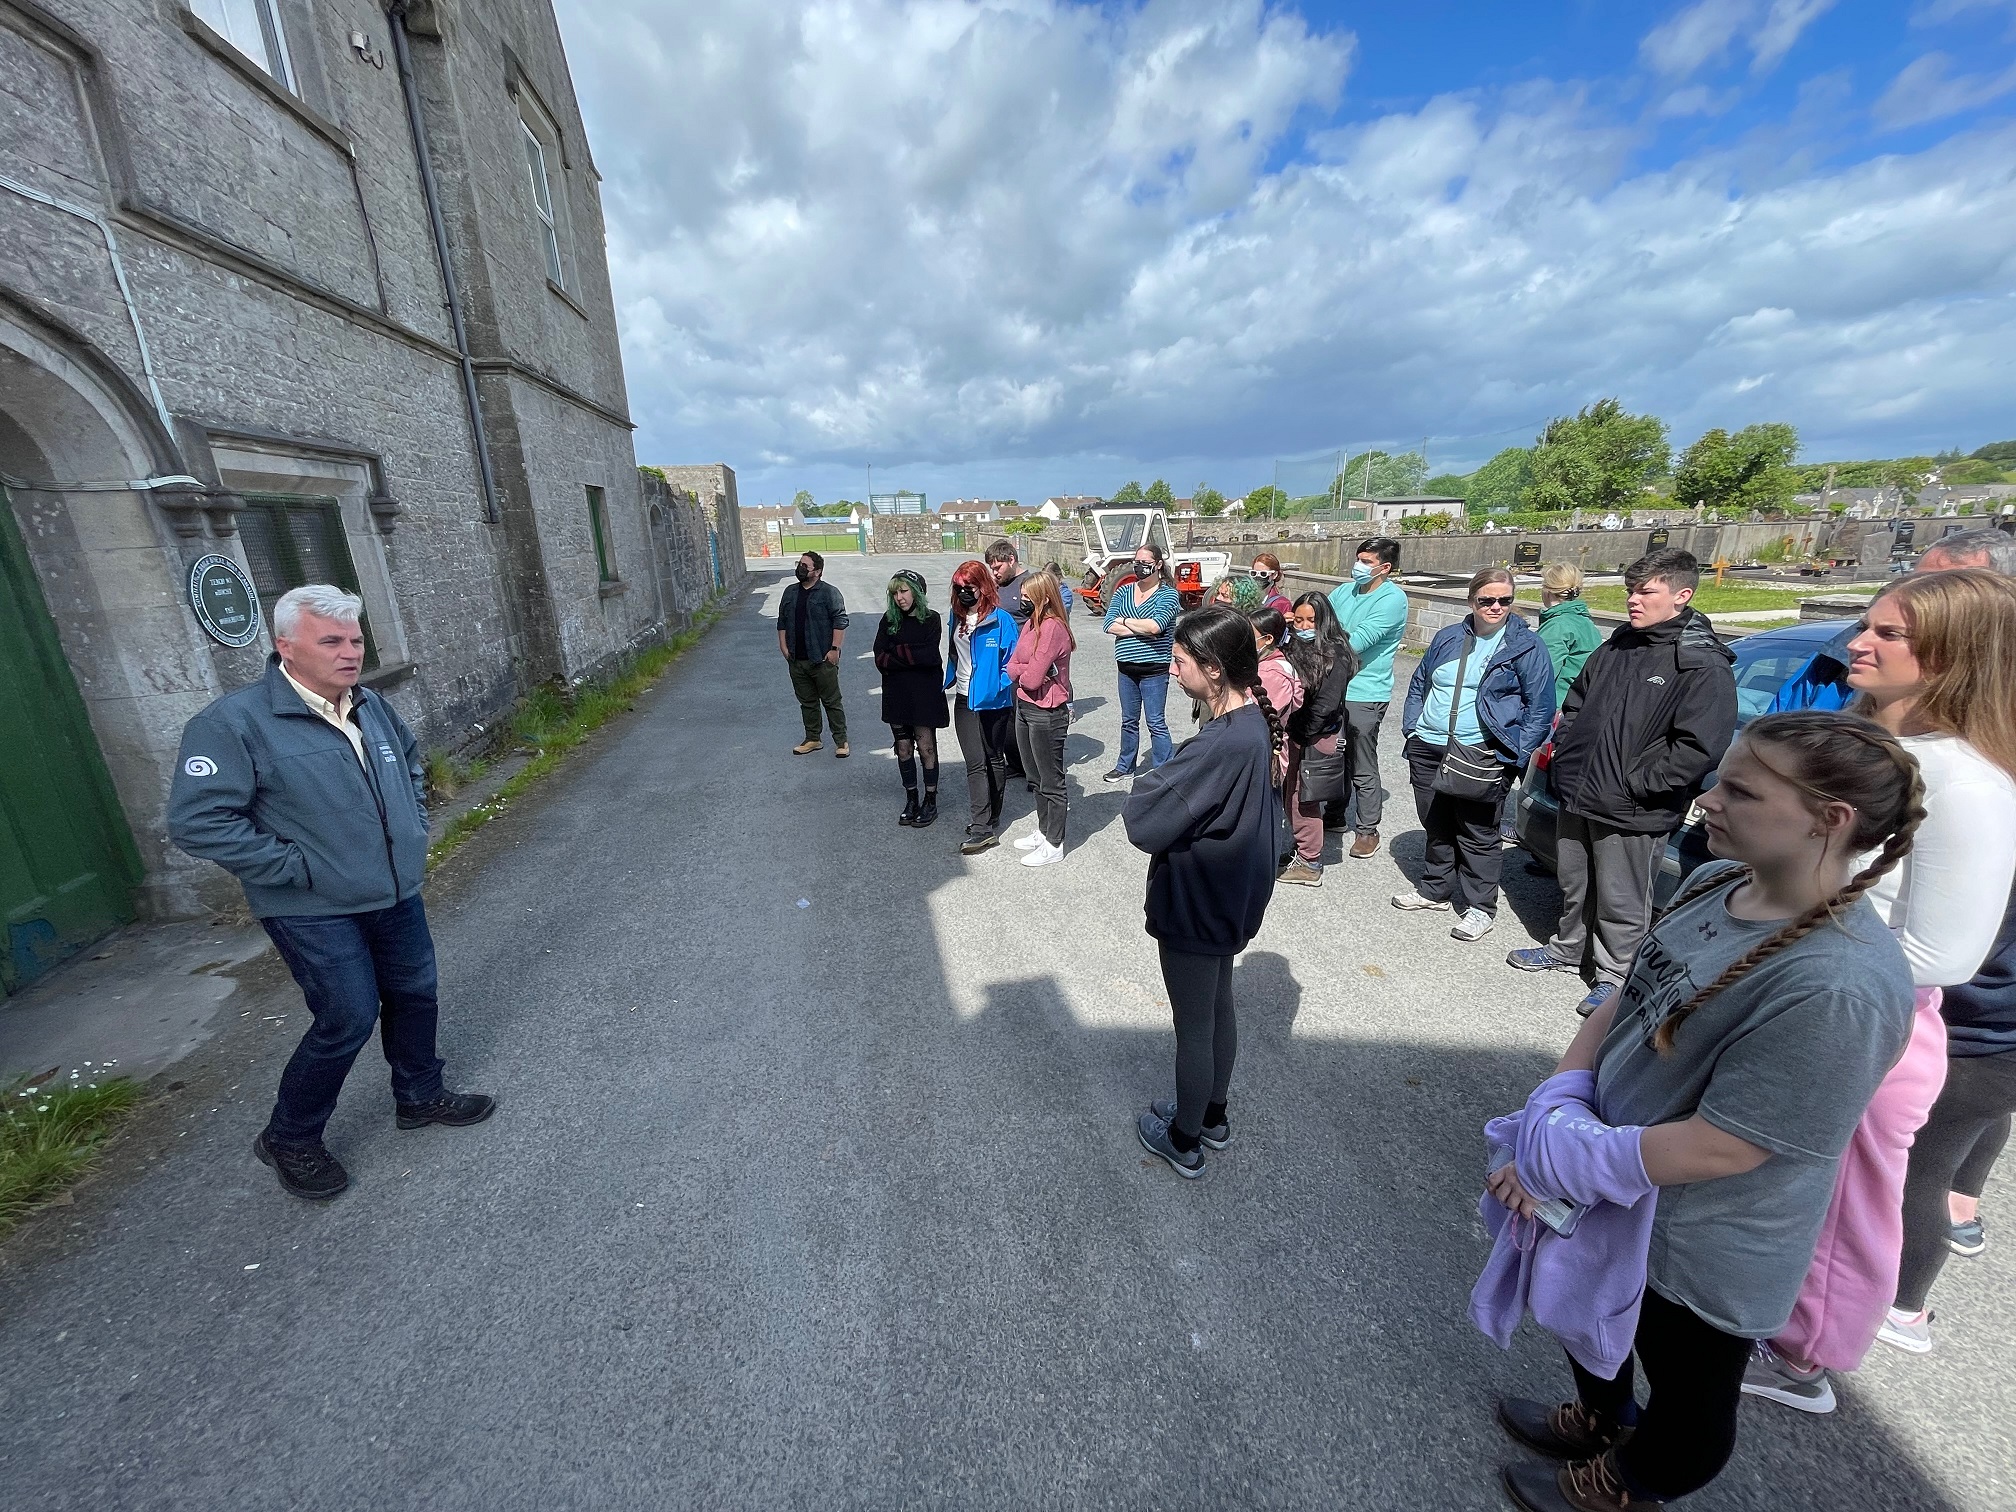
[{"left": 282, "top": 665, "right": 366, "bottom": 769}]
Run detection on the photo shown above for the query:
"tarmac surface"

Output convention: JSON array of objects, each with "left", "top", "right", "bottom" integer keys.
[{"left": 0, "top": 553, "right": 2009, "bottom": 1511}]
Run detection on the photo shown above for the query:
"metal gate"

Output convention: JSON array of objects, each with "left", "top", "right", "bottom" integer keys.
[{"left": 0, "top": 486, "right": 143, "bottom": 993}]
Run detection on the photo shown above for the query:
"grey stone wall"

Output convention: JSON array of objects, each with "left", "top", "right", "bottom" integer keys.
[
  {"left": 1250, "top": 521, "right": 1833, "bottom": 579},
  {"left": 640, "top": 468, "right": 736, "bottom": 627},
  {"left": 870, "top": 514, "right": 942, "bottom": 554}
]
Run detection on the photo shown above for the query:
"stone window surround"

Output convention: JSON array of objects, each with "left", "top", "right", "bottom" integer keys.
[
  {"left": 512, "top": 86, "right": 577, "bottom": 303},
  {"left": 206, "top": 437, "right": 415, "bottom": 687}
]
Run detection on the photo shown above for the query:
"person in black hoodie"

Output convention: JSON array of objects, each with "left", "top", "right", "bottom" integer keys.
[
  {"left": 1123, "top": 605, "right": 1288, "bottom": 1177},
  {"left": 1278, "top": 593, "right": 1358, "bottom": 886},
  {"left": 1507, "top": 549, "right": 1737, "bottom": 1017}
]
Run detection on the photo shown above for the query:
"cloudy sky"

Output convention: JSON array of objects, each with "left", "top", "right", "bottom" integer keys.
[{"left": 554, "top": 0, "right": 2016, "bottom": 507}]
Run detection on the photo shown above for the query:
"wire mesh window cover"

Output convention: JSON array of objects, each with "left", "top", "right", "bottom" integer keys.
[
  {"left": 190, "top": 0, "right": 294, "bottom": 88},
  {"left": 521, "top": 121, "right": 565, "bottom": 288},
  {"left": 586, "top": 486, "right": 616, "bottom": 581},
  {"left": 236, "top": 495, "right": 379, "bottom": 670}
]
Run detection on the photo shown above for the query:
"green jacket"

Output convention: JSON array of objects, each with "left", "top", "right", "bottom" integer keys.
[
  {"left": 1538, "top": 597, "right": 1603, "bottom": 711},
  {"left": 168, "top": 658, "right": 429, "bottom": 918}
]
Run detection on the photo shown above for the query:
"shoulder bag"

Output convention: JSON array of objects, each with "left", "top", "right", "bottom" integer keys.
[{"left": 1431, "top": 636, "right": 1508, "bottom": 803}]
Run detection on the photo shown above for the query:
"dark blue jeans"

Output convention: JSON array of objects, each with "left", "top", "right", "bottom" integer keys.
[
  {"left": 261, "top": 894, "right": 446, "bottom": 1145},
  {"left": 1115, "top": 663, "right": 1173, "bottom": 771}
]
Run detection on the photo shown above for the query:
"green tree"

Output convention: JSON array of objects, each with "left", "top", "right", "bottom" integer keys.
[
  {"left": 1338, "top": 449, "right": 1427, "bottom": 500},
  {"left": 1145, "top": 478, "right": 1174, "bottom": 507},
  {"left": 1466, "top": 447, "right": 1534, "bottom": 513},
  {"left": 791, "top": 488, "right": 817, "bottom": 515},
  {"left": 1424, "top": 473, "right": 1472, "bottom": 498},
  {"left": 1672, "top": 423, "right": 1800, "bottom": 513},
  {"left": 1193, "top": 484, "right": 1227, "bottom": 517},
  {"left": 1112, "top": 480, "right": 1145, "bottom": 503},
  {"left": 1243, "top": 484, "right": 1287, "bottom": 518},
  {"left": 1970, "top": 439, "right": 2016, "bottom": 463},
  {"left": 1524, "top": 400, "right": 1670, "bottom": 513}
]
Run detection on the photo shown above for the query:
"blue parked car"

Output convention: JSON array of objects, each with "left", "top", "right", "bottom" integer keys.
[{"left": 1511, "top": 618, "right": 1855, "bottom": 906}]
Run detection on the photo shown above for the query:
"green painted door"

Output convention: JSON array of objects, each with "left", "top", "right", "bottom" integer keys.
[{"left": 0, "top": 486, "right": 142, "bottom": 994}]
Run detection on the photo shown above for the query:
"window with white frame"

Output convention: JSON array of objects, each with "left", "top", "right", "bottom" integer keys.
[
  {"left": 190, "top": 0, "right": 294, "bottom": 90},
  {"left": 521, "top": 120, "right": 566, "bottom": 289}
]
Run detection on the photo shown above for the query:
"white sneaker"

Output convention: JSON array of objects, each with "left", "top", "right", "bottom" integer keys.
[
  {"left": 1450, "top": 908, "right": 1494, "bottom": 942},
  {"left": 1391, "top": 890, "right": 1451, "bottom": 911},
  {"left": 1012, "top": 829, "right": 1045, "bottom": 850},
  {"left": 1021, "top": 840, "right": 1064, "bottom": 867},
  {"left": 1877, "top": 1306, "right": 1934, "bottom": 1354}
]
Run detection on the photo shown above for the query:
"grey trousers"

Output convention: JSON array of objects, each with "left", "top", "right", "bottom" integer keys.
[
  {"left": 1014, "top": 701, "right": 1070, "bottom": 847},
  {"left": 952, "top": 694, "right": 1011, "bottom": 834},
  {"left": 1326, "top": 700, "right": 1389, "bottom": 831},
  {"left": 1161, "top": 944, "right": 1236, "bottom": 1138},
  {"left": 1549, "top": 812, "right": 1666, "bottom": 987}
]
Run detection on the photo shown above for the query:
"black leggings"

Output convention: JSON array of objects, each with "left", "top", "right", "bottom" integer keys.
[
  {"left": 1896, "top": 1048, "right": 2016, "bottom": 1311},
  {"left": 1567, "top": 1289, "right": 1751, "bottom": 1502},
  {"left": 1160, "top": 945, "right": 1236, "bottom": 1138}
]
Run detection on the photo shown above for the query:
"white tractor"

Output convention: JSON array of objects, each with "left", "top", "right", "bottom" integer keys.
[{"left": 1074, "top": 507, "right": 1230, "bottom": 617}]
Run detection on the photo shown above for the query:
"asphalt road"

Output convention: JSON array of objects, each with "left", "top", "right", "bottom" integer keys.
[{"left": 1, "top": 553, "right": 2008, "bottom": 1511}]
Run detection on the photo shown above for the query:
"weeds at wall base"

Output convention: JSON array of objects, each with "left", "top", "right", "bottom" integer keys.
[
  {"left": 426, "top": 604, "right": 728, "bottom": 871},
  {"left": 0, "top": 1074, "right": 143, "bottom": 1237}
]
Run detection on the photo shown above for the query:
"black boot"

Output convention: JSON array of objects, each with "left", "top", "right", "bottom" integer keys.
[
  {"left": 899, "top": 790, "right": 920, "bottom": 826},
  {"left": 916, "top": 792, "right": 938, "bottom": 827}
]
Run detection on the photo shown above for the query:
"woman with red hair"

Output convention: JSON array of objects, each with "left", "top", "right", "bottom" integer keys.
[{"left": 944, "top": 560, "right": 1021, "bottom": 854}]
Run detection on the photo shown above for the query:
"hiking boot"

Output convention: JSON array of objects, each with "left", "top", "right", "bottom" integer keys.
[
  {"left": 1576, "top": 982, "right": 1619, "bottom": 1020},
  {"left": 1950, "top": 1216, "right": 1986, "bottom": 1257},
  {"left": 253, "top": 1131, "right": 348, "bottom": 1201},
  {"left": 899, "top": 793, "right": 920, "bottom": 827},
  {"left": 1496, "top": 1399, "right": 1631, "bottom": 1461},
  {"left": 792, "top": 739, "right": 822, "bottom": 755},
  {"left": 1136, "top": 1107, "right": 1204, "bottom": 1179},
  {"left": 1507, "top": 946, "right": 1579, "bottom": 974},
  {"left": 833, "top": 742, "right": 850, "bottom": 758},
  {"left": 1503, "top": 1451, "right": 1659, "bottom": 1511},
  {"left": 1451, "top": 907, "right": 1495, "bottom": 942},
  {"left": 1740, "top": 1341, "right": 1836, "bottom": 1414},
  {"left": 395, "top": 1091, "right": 497, "bottom": 1130},
  {"left": 1877, "top": 1306, "right": 1934, "bottom": 1354},
  {"left": 1392, "top": 889, "right": 1451, "bottom": 911},
  {"left": 1278, "top": 858, "right": 1323, "bottom": 887},
  {"left": 915, "top": 794, "right": 938, "bottom": 828},
  {"left": 1350, "top": 830, "right": 1381, "bottom": 859},
  {"left": 959, "top": 830, "right": 998, "bottom": 856},
  {"left": 1151, "top": 1098, "right": 1229, "bottom": 1150}
]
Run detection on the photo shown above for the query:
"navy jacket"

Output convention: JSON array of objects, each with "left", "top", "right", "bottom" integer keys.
[
  {"left": 1403, "top": 613, "right": 1557, "bottom": 767},
  {"left": 168, "top": 658, "right": 428, "bottom": 918}
]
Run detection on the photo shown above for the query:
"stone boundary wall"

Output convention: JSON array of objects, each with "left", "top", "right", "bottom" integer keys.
[
  {"left": 968, "top": 524, "right": 1090, "bottom": 567},
  {"left": 639, "top": 469, "right": 746, "bottom": 631},
  {"left": 1266, "top": 520, "right": 1832, "bottom": 579},
  {"left": 871, "top": 515, "right": 944, "bottom": 553}
]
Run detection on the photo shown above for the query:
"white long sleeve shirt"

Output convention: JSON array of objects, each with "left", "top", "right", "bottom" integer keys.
[{"left": 1863, "top": 733, "right": 2016, "bottom": 988}]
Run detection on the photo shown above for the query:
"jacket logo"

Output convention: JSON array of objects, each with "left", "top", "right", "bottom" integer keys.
[
  {"left": 1645, "top": 675, "right": 1668, "bottom": 686},
  {"left": 378, "top": 744, "right": 398, "bottom": 763},
  {"left": 184, "top": 756, "right": 218, "bottom": 777}
]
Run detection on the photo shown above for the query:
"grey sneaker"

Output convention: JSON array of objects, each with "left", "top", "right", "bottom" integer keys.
[
  {"left": 1278, "top": 858, "right": 1323, "bottom": 887},
  {"left": 1450, "top": 907, "right": 1494, "bottom": 942},
  {"left": 1136, "top": 1108, "right": 1204, "bottom": 1178},
  {"left": 1150, "top": 1098, "right": 1230, "bottom": 1150},
  {"left": 1877, "top": 1307, "right": 1934, "bottom": 1354},
  {"left": 1950, "top": 1216, "right": 1985, "bottom": 1257},
  {"left": 1391, "top": 890, "right": 1450, "bottom": 911},
  {"left": 1739, "top": 1341, "right": 1836, "bottom": 1414}
]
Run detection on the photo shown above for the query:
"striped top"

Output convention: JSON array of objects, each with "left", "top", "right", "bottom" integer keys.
[{"left": 1103, "top": 580, "right": 1181, "bottom": 665}]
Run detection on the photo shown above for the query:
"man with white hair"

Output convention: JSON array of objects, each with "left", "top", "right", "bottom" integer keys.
[{"left": 169, "top": 585, "right": 493, "bottom": 1200}]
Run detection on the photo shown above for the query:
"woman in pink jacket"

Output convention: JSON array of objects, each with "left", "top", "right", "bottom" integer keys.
[{"left": 1005, "top": 571, "right": 1075, "bottom": 867}]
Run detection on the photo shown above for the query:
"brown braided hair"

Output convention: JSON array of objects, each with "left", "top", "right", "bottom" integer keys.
[
  {"left": 1172, "top": 605, "right": 1286, "bottom": 766},
  {"left": 1651, "top": 711, "right": 1927, "bottom": 1052}
]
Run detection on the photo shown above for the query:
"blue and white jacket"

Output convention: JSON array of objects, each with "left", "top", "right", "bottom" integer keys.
[{"left": 944, "top": 606, "right": 1021, "bottom": 710}]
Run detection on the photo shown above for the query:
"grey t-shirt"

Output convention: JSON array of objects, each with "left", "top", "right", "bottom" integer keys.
[{"left": 1595, "top": 862, "right": 1914, "bottom": 1338}]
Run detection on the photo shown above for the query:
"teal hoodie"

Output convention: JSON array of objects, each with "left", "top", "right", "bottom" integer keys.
[{"left": 1538, "top": 597, "right": 1604, "bottom": 710}]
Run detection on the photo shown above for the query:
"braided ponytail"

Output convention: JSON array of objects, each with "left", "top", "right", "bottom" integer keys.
[
  {"left": 1246, "top": 676, "right": 1287, "bottom": 769},
  {"left": 1651, "top": 712, "right": 1927, "bottom": 1053}
]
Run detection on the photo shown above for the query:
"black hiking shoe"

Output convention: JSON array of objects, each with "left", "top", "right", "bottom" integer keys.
[
  {"left": 395, "top": 1091, "right": 498, "bottom": 1130},
  {"left": 1496, "top": 1399, "right": 1633, "bottom": 1461},
  {"left": 253, "top": 1131, "right": 349, "bottom": 1201}
]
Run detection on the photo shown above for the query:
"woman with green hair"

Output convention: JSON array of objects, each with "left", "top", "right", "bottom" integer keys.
[{"left": 872, "top": 570, "right": 949, "bottom": 827}]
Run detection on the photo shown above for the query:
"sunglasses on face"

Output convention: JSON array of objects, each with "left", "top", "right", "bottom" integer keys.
[{"left": 1474, "top": 594, "right": 1515, "bottom": 608}]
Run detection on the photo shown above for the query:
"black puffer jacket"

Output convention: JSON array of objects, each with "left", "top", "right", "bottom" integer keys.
[{"left": 1549, "top": 608, "right": 1738, "bottom": 835}]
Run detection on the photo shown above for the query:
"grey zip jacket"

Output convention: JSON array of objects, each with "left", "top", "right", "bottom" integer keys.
[{"left": 168, "top": 657, "right": 429, "bottom": 918}]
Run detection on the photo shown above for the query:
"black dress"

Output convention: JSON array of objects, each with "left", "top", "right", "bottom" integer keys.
[{"left": 874, "top": 611, "right": 950, "bottom": 729}]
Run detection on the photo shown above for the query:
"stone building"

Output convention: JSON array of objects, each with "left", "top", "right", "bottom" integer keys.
[{"left": 0, "top": 0, "right": 741, "bottom": 988}]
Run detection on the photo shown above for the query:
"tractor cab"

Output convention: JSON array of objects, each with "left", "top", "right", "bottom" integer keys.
[{"left": 1075, "top": 507, "right": 1228, "bottom": 617}]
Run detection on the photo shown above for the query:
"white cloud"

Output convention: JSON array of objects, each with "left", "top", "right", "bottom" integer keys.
[
  {"left": 1874, "top": 51, "right": 2016, "bottom": 128},
  {"left": 1638, "top": 0, "right": 1835, "bottom": 79},
  {"left": 557, "top": 0, "right": 2016, "bottom": 491}
]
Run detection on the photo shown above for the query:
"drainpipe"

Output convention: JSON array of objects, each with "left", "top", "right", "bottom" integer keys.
[{"left": 386, "top": 1, "right": 500, "bottom": 524}]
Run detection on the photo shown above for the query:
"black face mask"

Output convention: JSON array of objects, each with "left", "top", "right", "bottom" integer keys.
[
  {"left": 794, "top": 564, "right": 811, "bottom": 583},
  {"left": 954, "top": 586, "right": 979, "bottom": 608}
]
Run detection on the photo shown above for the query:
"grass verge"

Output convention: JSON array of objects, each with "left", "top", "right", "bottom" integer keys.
[
  {"left": 427, "top": 602, "right": 729, "bottom": 871},
  {"left": 1519, "top": 582, "right": 1879, "bottom": 615},
  {"left": 1, "top": 1071, "right": 142, "bottom": 1236}
]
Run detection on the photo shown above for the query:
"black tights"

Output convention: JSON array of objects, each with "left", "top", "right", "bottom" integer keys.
[
  {"left": 1567, "top": 1289, "right": 1751, "bottom": 1502},
  {"left": 1896, "top": 1049, "right": 2016, "bottom": 1311},
  {"left": 890, "top": 725, "right": 939, "bottom": 796}
]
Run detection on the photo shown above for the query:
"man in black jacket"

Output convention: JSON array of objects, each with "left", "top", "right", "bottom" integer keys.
[{"left": 1507, "top": 549, "right": 1737, "bottom": 1015}]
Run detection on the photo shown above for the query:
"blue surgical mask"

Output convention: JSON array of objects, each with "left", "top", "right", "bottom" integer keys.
[
  {"left": 1293, "top": 628, "right": 1316, "bottom": 641},
  {"left": 1351, "top": 561, "right": 1375, "bottom": 585}
]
